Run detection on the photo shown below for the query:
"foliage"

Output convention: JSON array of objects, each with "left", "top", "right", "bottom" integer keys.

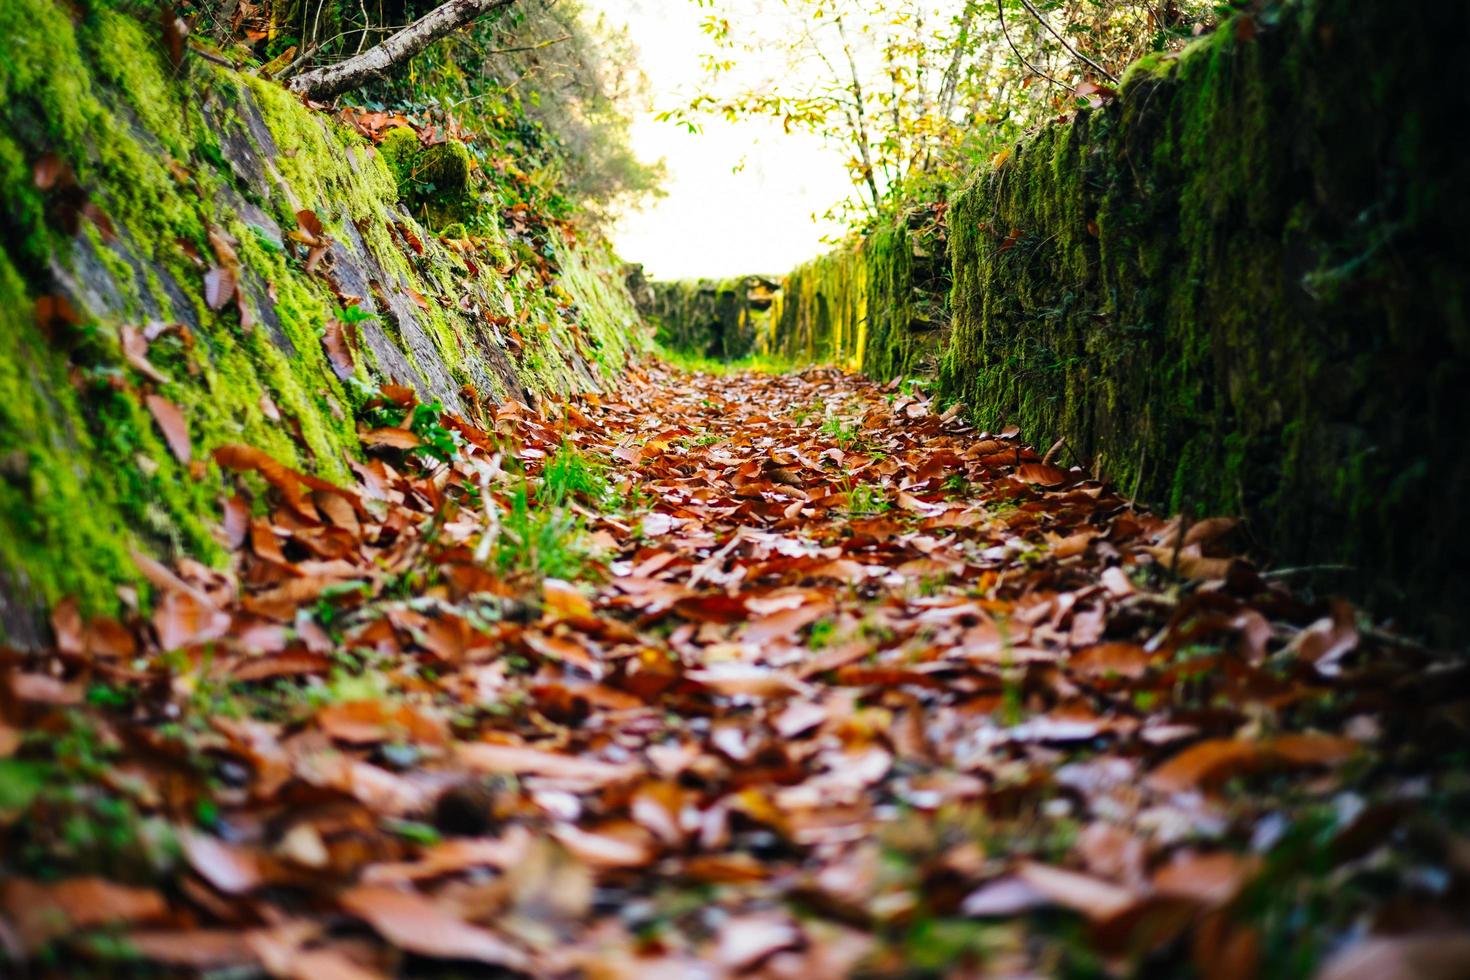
[
  {"left": 665, "top": 0, "right": 1215, "bottom": 225},
  {"left": 187, "top": 0, "right": 663, "bottom": 226}
]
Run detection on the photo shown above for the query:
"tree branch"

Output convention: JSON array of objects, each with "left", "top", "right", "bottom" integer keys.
[
  {"left": 997, "top": 0, "right": 1070, "bottom": 92},
  {"left": 287, "top": 0, "right": 518, "bottom": 101},
  {"left": 1015, "top": 0, "right": 1118, "bottom": 83}
]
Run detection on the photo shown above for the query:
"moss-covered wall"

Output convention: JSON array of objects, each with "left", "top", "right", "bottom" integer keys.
[
  {"left": 0, "top": 0, "right": 647, "bottom": 642},
  {"left": 765, "top": 209, "right": 950, "bottom": 377},
  {"left": 641, "top": 276, "right": 777, "bottom": 359},
  {"left": 753, "top": 0, "right": 1467, "bottom": 636},
  {"left": 940, "top": 0, "right": 1468, "bottom": 638}
]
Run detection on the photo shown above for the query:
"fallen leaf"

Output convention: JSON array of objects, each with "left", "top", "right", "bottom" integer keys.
[
  {"left": 456, "top": 742, "right": 639, "bottom": 787},
  {"left": 1017, "top": 462, "right": 1070, "bottom": 487},
  {"left": 715, "top": 913, "right": 803, "bottom": 971},
  {"left": 1317, "top": 933, "right": 1470, "bottom": 980},
  {"left": 121, "top": 325, "right": 169, "bottom": 382},
  {"left": 183, "top": 832, "right": 264, "bottom": 895},
  {"left": 204, "top": 265, "right": 238, "bottom": 311},
  {"left": 321, "top": 318, "right": 356, "bottom": 380},
  {"left": 339, "top": 885, "right": 529, "bottom": 968},
  {"left": 144, "top": 395, "right": 191, "bottom": 464},
  {"left": 361, "top": 428, "right": 421, "bottom": 450},
  {"left": 1, "top": 877, "right": 167, "bottom": 952}
]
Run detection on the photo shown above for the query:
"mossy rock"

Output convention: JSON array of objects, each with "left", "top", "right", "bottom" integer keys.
[
  {"left": 378, "top": 126, "right": 422, "bottom": 190},
  {"left": 419, "top": 141, "right": 472, "bottom": 197},
  {"left": 379, "top": 127, "right": 473, "bottom": 227}
]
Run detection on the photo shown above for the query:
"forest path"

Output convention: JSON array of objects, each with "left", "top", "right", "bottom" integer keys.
[{"left": 2, "top": 364, "right": 1454, "bottom": 976}]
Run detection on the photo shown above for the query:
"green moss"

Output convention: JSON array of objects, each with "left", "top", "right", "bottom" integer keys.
[
  {"left": 0, "top": 253, "right": 139, "bottom": 621},
  {"left": 763, "top": 207, "right": 948, "bottom": 378},
  {"left": 751, "top": 0, "right": 1468, "bottom": 637},
  {"left": 649, "top": 276, "right": 769, "bottom": 361},
  {"left": 937, "top": 0, "right": 1469, "bottom": 638},
  {"left": 418, "top": 141, "right": 472, "bottom": 196},
  {"left": 379, "top": 126, "right": 421, "bottom": 190},
  {"left": 375, "top": 127, "right": 474, "bottom": 229},
  {"left": 0, "top": 2, "right": 649, "bottom": 638}
]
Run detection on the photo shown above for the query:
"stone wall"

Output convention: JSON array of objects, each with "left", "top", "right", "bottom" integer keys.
[
  {"left": 748, "top": 0, "right": 1470, "bottom": 638},
  {"left": 0, "top": 1, "right": 647, "bottom": 641},
  {"left": 642, "top": 276, "right": 779, "bottom": 360}
]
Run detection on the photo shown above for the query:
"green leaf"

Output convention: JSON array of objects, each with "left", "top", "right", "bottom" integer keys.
[{"left": 0, "top": 759, "right": 50, "bottom": 812}]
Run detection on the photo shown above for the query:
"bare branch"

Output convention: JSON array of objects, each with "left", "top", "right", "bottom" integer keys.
[
  {"left": 484, "top": 32, "right": 572, "bottom": 57},
  {"left": 1015, "top": 0, "right": 1119, "bottom": 83},
  {"left": 287, "top": 0, "right": 518, "bottom": 102},
  {"left": 997, "top": 0, "right": 1070, "bottom": 92}
]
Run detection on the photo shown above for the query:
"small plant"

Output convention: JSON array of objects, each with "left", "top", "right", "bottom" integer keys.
[
  {"left": 339, "top": 303, "right": 379, "bottom": 325},
  {"left": 848, "top": 482, "right": 891, "bottom": 516},
  {"left": 408, "top": 401, "right": 459, "bottom": 464},
  {"left": 491, "top": 481, "right": 593, "bottom": 582},
  {"left": 821, "top": 415, "right": 860, "bottom": 444},
  {"left": 541, "top": 442, "right": 611, "bottom": 508},
  {"left": 807, "top": 618, "right": 837, "bottom": 649}
]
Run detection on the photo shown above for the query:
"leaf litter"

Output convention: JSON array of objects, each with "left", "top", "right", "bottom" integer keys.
[{"left": 1, "top": 364, "right": 1467, "bottom": 977}]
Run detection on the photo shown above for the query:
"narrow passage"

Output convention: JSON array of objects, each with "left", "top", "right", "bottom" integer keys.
[{"left": 4, "top": 365, "right": 1454, "bottom": 976}]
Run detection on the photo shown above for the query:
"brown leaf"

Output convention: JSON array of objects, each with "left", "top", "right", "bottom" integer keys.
[
  {"left": 51, "top": 596, "right": 85, "bottom": 656},
  {"left": 182, "top": 832, "right": 264, "bottom": 895},
  {"left": 543, "top": 577, "right": 594, "bottom": 619},
  {"left": 153, "top": 588, "right": 230, "bottom": 651},
  {"left": 1071, "top": 642, "right": 1151, "bottom": 679},
  {"left": 119, "top": 325, "right": 169, "bottom": 383},
  {"left": 1147, "top": 740, "right": 1266, "bottom": 794},
  {"left": 222, "top": 494, "right": 251, "bottom": 549},
  {"left": 1183, "top": 516, "right": 1238, "bottom": 548},
  {"left": 126, "top": 931, "right": 256, "bottom": 969},
  {"left": 1317, "top": 933, "right": 1470, "bottom": 980},
  {"left": 361, "top": 428, "right": 421, "bottom": 450},
  {"left": 321, "top": 318, "right": 356, "bottom": 380},
  {"left": 1268, "top": 732, "right": 1359, "bottom": 767},
  {"left": 339, "top": 885, "right": 529, "bottom": 969},
  {"left": 295, "top": 208, "right": 325, "bottom": 243},
  {"left": 34, "top": 294, "right": 81, "bottom": 338},
  {"left": 1014, "top": 861, "right": 1137, "bottom": 919},
  {"left": 1016, "top": 462, "right": 1070, "bottom": 487},
  {"left": 1153, "top": 851, "right": 1256, "bottom": 906},
  {"left": 962, "top": 876, "right": 1052, "bottom": 917},
  {"left": 742, "top": 602, "right": 830, "bottom": 644},
  {"left": 213, "top": 444, "right": 319, "bottom": 519},
  {"left": 1, "top": 877, "right": 167, "bottom": 952},
  {"left": 11, "top": 672, "right": 84, "bottom": 705},
  {"left": 32, "top": 152, "right": 74, "bottom": 191},
  {"left": 204, "top": 265, "right": 238, "bottom": 311},
  {"left": 456, "top": 741, "right": 639, "bottom": 787},
  {"left": 687, "top": 664, "right": 809, "bottom": 699},
  {"left": 715, "top": 913, "right": 803, "bottom": 972},
  {"left": 1148, "top": 735, "right": 1357, "bottom": 794},
  {"left": 551, "top": 821, "right": 657, "bottom": 869},
  {"left": 144, "top": 394, "right": 192, "bottom": 464},
  {"left": 232, "top": 650, "right": 333, "bottom": 681}
]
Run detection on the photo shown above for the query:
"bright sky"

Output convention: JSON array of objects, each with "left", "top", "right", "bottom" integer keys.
[{"left": 585, "top": 0, "right": 849, "bottom": 280}]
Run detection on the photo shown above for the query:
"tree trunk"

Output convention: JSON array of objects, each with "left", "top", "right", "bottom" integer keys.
[{"left": 286, "top": 0, "right": 517, "bottom": 102}]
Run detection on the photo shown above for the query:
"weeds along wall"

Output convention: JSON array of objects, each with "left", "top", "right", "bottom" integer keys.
[
  {"left": 756, "top": 0, "right": 1468, "bottom": 638},
  {"left": 0, "top": 0, "right": 647, "bottom": 642}
]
